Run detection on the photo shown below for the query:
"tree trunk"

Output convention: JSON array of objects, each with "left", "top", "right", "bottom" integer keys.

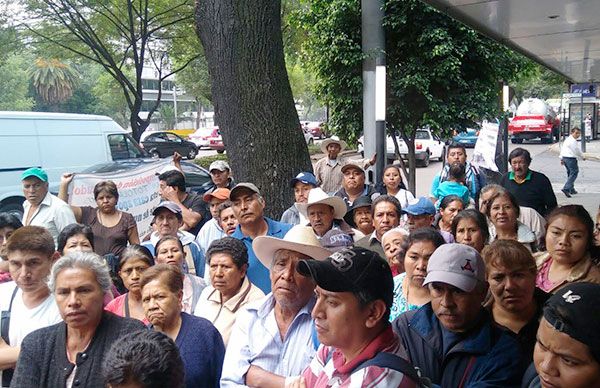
[{"left": 195, "top": 0, "right": 311, "bottom": 218}]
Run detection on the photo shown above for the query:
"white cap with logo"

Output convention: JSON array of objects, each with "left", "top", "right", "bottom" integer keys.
[{"left": 422, "top": 243, "right": 486, "bottom": 292}]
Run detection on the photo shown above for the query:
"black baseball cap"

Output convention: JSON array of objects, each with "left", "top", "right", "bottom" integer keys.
[
  {"left": 296, "top": 247, "right": 393, "bottom": 308},
  {"left": 543, "top": 282, "right": 600, "bottom": 362}
]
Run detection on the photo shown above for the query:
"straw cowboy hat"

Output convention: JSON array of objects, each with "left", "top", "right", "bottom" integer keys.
[
  {"left": 320, "top": 135, "right": 348, "bottom": 154},
  {"left": 296, "top": 188, "right": 348, "bottom": 220},
  {"left": 252, "top": 226, "right": 331, "bottom": 269}
]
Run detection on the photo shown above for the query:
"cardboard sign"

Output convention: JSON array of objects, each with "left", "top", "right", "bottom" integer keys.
[{"left": 471, "top": 122, "right": 500, "bottom": 172}]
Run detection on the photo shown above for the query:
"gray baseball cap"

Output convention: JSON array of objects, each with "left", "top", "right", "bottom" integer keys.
[
  {"left": 423, "top": 244, "right": 486, "bottom": 292},
  {"left": 152, "top": 201, "right": 183, "bottom": 219},
  {"left": 230, "top": 182, "right": 261, "bottom": 200}
]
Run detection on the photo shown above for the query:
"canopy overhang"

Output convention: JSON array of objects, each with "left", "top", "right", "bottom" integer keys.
[{"left": 420, "top": 0, "right": 600, "bottom": 83}]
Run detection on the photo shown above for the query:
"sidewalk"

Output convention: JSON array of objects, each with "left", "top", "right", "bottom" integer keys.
[{"left": 543, "top": 139, "right": 600, "bottom": 216}]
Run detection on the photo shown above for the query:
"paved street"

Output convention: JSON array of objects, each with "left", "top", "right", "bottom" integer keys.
[{"left": 315, "top": 138, "right": 600, "bottom": 217}]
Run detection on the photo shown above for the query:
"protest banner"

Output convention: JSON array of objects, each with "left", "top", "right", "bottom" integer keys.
[
  {"left": 471, "top": 122, "right": 500, "bottom": 172},
  {"left": 68, "top": 160, "right": 170, "bottom": 238}
]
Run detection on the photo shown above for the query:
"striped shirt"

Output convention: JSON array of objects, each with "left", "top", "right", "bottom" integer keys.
[
  {"left": 220, "top": 294, "right": 316, "bottom": 387},
  {"left": 301, "top": 326, "right": 417, "bottom": 387}
]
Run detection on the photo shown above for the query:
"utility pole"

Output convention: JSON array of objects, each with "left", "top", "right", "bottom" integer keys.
[{"left": 362, "top": 0, "right": 386, "bottom": 185}]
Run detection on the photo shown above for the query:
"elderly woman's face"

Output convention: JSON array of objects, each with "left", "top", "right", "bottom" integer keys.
[
  {"left": 534, "top": 318, "right": 600, "bottom": 388},
  {"left": 489, "top": 195, "right": 517, "bottom": 229},
  {"left": 209, "top": 253, "right": 246, "bottom": 298},
  {"left": 63, "top": 234, "right": 93, "bottom": 255},
  {"left": 142, "top": 279, "right": 182, "bottom": 328},
  {"left": 55, "top": 267, "right": 105, "bottom": 329},
  {"left": 487, "top": 263, "right": 536, "bottom": 315},
  {"left": 353, "top": 207, "right": 373, "bottom": 235},
  {"left": 155, "top": 240, "right": 184, "bottom": 267}
]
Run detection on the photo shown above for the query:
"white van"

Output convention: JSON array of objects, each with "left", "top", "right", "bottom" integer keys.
[{"left": 0, "top": 112, "right": 146, "bottom": 215}]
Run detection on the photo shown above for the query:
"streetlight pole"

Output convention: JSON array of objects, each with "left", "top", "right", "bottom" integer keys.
[{"left": 362, "top": 0, "right": 386, "bottom": 185}]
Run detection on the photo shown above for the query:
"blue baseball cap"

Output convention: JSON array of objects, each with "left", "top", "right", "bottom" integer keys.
[
  {"left": 21, "top": 167, "right": 48, "bottom": 182},
  {"left": 402, "top": 197, "right": 436, "bottom": 216},
  {"left": 290, "top": 172, "right": 317, "bottom": 188}
]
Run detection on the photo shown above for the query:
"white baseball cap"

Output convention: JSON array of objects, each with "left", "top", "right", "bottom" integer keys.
[{"left": 423, "top": 244, "right": 486, "bottom": 292}]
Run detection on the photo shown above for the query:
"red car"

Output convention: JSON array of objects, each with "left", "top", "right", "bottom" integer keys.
[{"left": 208, "top": 130, "right": 225, "bottom": 153}]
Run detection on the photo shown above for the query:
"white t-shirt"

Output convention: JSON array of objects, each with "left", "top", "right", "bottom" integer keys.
[{"left": 0, "top": 281, "right": 62, "bottom": 386}]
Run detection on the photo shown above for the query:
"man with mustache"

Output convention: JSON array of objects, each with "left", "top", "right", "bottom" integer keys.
[
  {"left": 392, "top": 243, "right": 524, "bottom": 386},
  {"left": 500, "top": 148, "right": 557, "bottom": 217},
  {"left": 355, "top": 195, "right": 401, "bottom": 259},
  {"left": 230, "top": 183, "right": 292, "bottom": 293},
  {"left": 220, "top": 226, "right": 331, "bottom": 387}
]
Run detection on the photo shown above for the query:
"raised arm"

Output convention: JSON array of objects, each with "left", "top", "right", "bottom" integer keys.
[{"left": 58, "top": 173, "right": 82, "bottom": 222}]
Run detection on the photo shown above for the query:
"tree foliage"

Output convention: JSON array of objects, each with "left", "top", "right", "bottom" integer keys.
[
  {"left": 512, "top": 62, "right": 567, "bottom": 101},
  {"left": 0, "top": 54, "right": 36, "bottom": 111},
  {"left": 29, "top": 58, "right": 79, "bottom": 106},
  {"left": 296, "top": 0, "right": 529, "bottom": 191},
  {"left": 22, "top": 0, "right": 198, "bottom": 139}
]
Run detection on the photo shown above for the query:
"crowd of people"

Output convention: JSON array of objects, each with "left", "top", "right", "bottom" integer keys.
[{"left": 0, "top": 139, "right": 599, "bottom": 388}]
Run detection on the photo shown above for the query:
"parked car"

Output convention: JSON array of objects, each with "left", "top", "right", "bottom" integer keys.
[
  {"left": 81, "top": 159, "right": 213, "bottom": 195},
  {"left": 207, "top": 130, "right": 225, "bottom": 153},
  {"left": 141, "top": 131, "right": 198, "bottom": 159},
  {"left": 303, "top": 127, "right": 315, "bottom": 145},
  {"left": 189, "top": 127, "right": 219, "bottom": 148},
  {"left": 452, "top": 127, "right": 479, "bottom": 147},
  {"left": 302, "top": 121, "right": 326, "bottom": 139},
  {"left": 386, "top": 128, "right": 445, "bottom": 167}
]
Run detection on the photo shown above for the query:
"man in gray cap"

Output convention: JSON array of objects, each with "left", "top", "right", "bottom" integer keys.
[
  {"left": 20, "top": 167, "right": 75, "bottom": 246},
  {"left": 141, "top": 201, "right": 205, "bottom": 277},
  {"left": 393, "top": 243, "right": 524, "bottom": 386},
  {"left": 207, "top": 160, "right": 235, "bottom": 193}
]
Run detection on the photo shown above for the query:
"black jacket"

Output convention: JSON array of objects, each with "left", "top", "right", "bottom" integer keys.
[{"left": 11, "top": 312, "right": 145, "bottom": 388}]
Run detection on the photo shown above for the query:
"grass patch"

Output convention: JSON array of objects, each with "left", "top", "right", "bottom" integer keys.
[{"left": 308, "top": 143, "right": 321, "bottom": 155}]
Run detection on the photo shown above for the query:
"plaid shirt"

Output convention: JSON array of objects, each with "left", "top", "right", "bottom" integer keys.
[{"left": 301, "top": 326, "right": 417, "bottom": 388}]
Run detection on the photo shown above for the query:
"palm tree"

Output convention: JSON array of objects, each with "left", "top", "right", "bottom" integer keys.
[{"left": 29, "top": 58, "right": 79, "bottom": 106}]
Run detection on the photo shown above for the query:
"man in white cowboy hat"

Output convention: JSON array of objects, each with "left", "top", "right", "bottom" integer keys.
[
  {"left": 313, "top": 136, "right": 375, "bottom": 194},
  {"left": 297, "top": 187, "right": 360, "bottom": 250},
  {"left": 220, "top": 226, "right": 331, "bottom": 388}
]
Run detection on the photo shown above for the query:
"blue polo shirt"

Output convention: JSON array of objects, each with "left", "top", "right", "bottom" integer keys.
[{"left": 232, "top": 217, "right": 293, "bottom": 293}]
